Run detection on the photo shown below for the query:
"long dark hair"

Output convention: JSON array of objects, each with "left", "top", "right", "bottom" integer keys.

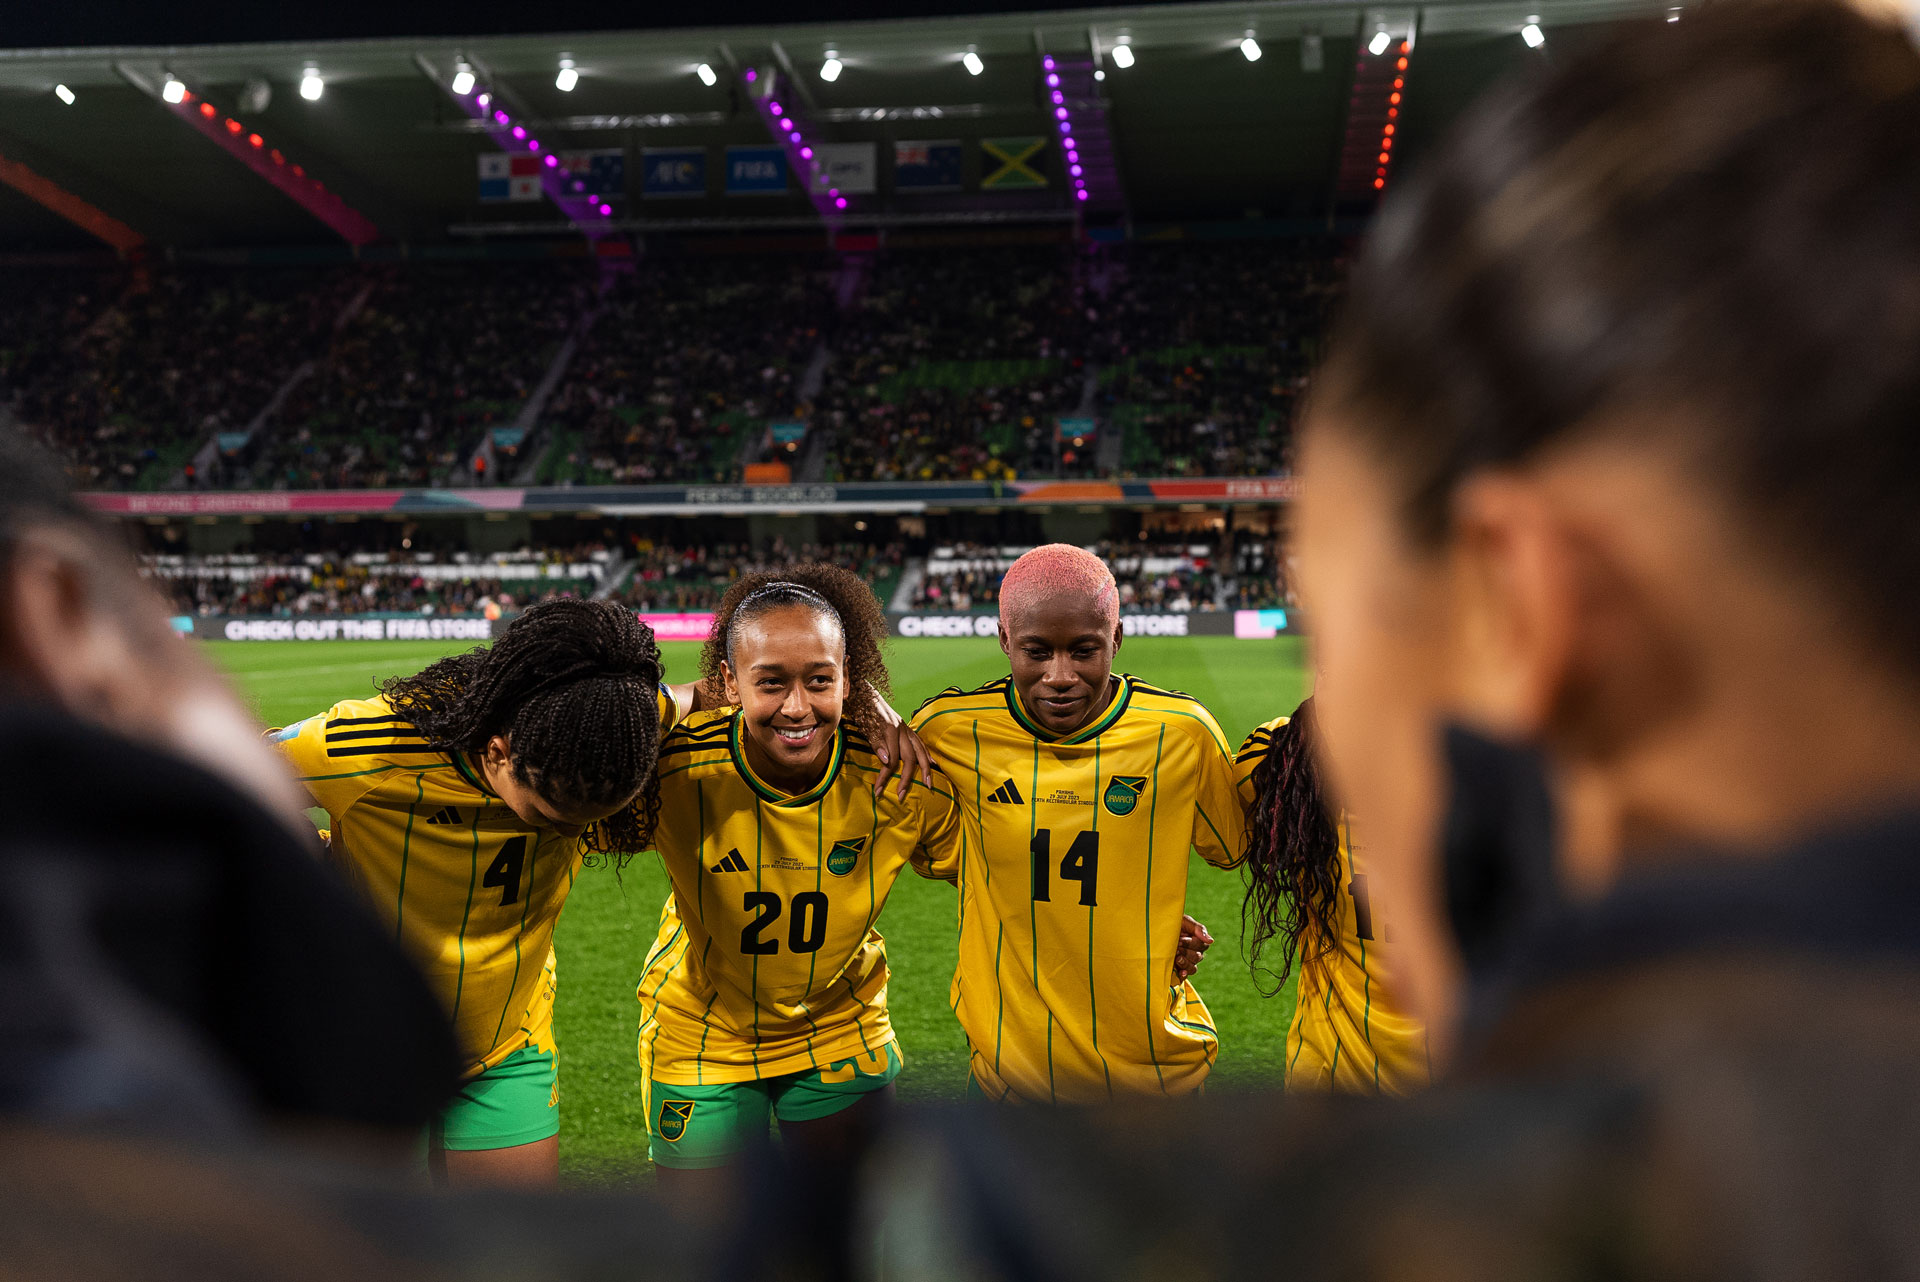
[
  {"left": 699, "top": 563, "right": 892, "bottom": 742},
  {"left": 1241, "top": 698, "right": 1342, "bottom": 997},
  {"left": 1318, "top": 0, "right": 1920, "bottom": 671},
  {"left": 380, "top": 597, "right": 664, "bottom": 864}
]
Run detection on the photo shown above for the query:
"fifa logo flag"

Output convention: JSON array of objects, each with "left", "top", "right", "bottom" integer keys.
[
  {"left": 478, "top": 153, "right": 543, "bottom": 202},
  {"left": 643, "top": 147, "right": 706, "bottom": 199},
  {"left": 894, "top": 140, "right": 962, "bottom": 191},
  {"left": 725, "top": 146, "right": 789, "bottom": 196}
]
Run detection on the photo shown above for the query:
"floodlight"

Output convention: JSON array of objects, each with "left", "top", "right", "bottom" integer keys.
[
  {"left": 452, "top": 65, "right": 475, "bottom": 95},
  {"left": 161, "top": 76, "right": 186, "bottom": 104},
  {"left": 1094, "top": 69, "right": 1105, "bottom": 80},
  {"left": 696, "top": 62, "right": 718, "bottom": 86},
  {"left": 1111, "top": 42, "right": 1135, "bottom": 69},
  {"left": 1521, "top": 20, "right": 1545, "bottom": 46},
  {"left": 821, "top": 53, "right": 843, "bottom": 82},
  {"left": 1240, "top": 35, "right": 1263, "bottom": 61},
  {"left": 54, "top": 84, "right": 75, "bottom": 105},
  {"left": 556, "top": 59, "right": 578, "bottom": 92},
  {"left": 300, "top": 67, "right": 324, "bottom": 100},
  {"left": 962, "top": 50, "right": 984, "bottom": 76},
  {"left": 1369, "top": 30, "right": 1392, "bottom": 56}
]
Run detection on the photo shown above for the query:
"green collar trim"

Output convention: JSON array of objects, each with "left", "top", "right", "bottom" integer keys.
[
  {"left": 451, "top": 750, "right": 495, "bottom": 796},
  {"left": 729, "top": 710, "right": 845, "bottom": 807},
  {"left": 1005, "top": 674, "right": 1132, "bottom": 745}
]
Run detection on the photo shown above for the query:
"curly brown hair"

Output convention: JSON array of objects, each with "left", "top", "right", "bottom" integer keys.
[
  {"left": 379, "top": 597, "right": 664, "bottom": 867},
  {"left": 699, "top": 563, "right": 892, "bottom": 742}
]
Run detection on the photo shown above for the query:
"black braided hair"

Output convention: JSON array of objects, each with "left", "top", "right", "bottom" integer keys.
[
  {"left": 699, "top": 564, "right": 891, "bottom": 743},
  {"left": 379, "top": 597, "right": 664, "bottom": 866},
  {"left": 1241, "top": 697, "right": 1343, "bottom": 997}
]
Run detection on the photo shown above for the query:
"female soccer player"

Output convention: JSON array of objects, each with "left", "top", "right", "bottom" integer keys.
[
  {"left": 277, "top": 598, "right": 677, "bottom": 1187},
  {"left": 635, "top": 566, "right": 962, "bottom": 1203},
  {"left": 909, "top": 543, "right": 1244, "bottom": 1106},
  {"left": 1235, "top": 698, "right": 1428, "bottom": 1095}
]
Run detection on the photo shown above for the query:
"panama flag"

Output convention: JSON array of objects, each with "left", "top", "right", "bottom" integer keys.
[{"left": 479, "top": 153, "right": 544, "bottom": 202}]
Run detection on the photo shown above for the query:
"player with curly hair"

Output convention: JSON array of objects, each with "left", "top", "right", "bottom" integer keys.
[
  {"left": 1234, "top": 698, "right": 1428, "bottom": 1095},
  {"left": 275, "top": 597, "right": 690, "bottom": 1187},
  {"left": 635, "top": 564, "right": 962, "bottom": 1222}
]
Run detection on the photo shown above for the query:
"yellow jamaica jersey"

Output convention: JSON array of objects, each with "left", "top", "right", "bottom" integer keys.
[
  {"left": 1235, "top": 718, "right": 1431, "bottom": 1096},
  {"left": 276, "top": 688, "right": 676, "bottom": 1079},
  {"left": 910, "top": 675, "right": 1246, "bottom": 1105},
  {"left": 637, "top": 706, "right": 963, "bottom": 1089}
]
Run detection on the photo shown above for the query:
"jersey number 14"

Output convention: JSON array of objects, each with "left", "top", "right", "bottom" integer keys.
[{"left": 1031, "top": 828, "right": 1099, "bottom": 906}]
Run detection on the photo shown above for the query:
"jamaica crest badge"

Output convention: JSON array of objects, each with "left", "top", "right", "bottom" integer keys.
[
  {"left": 827, "top": 837, "right": 867, "bottom": 877},
  {"left": 1103, "top": 775, "right": 1149, "bottom": 816},
  {"left": 658, "top": 1100, "right": 695, "bottom": 1142}
]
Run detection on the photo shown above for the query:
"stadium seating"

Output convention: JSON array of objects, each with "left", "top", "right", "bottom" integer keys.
[{"left": 3, "top": 239, "right": 1341, "bottom": 492}]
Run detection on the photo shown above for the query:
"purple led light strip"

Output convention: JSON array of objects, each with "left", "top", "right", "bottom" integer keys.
[
  {"left": 455, "top": 83, "right": 614, "bottom": 237},
  {"left": 1043, "top": 55, "right": 1122, "bottom": 212},
  {"left": 745, "top": 69, "right": 847, "bottom": 219}
]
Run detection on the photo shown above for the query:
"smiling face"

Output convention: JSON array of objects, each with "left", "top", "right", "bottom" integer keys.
[
  {"left": 477, "top": 735, "right": 639, "bottom": 840},
  {"left": 722, "top": 604, "right": 848, "bottom": 790},
  {"left": 1000, "top": 594, "right": 1123, "bottom": 736}
]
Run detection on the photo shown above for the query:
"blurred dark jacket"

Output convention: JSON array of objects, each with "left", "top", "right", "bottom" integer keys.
[
  {"left": 0, "top": 699, "right": 459, "bottom": 1135},
  {"left": 867, "top": 807, "right": 1920, "bottom": 1281}
]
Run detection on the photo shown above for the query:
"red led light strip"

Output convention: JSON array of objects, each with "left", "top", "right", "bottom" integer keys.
[
  {"left": 168, "top": 89, "right": 380, "bottom": 246},
  {"left": 0, "top": 151, "right": 144, "bottom": 253},
  {"left": 1375, "top": 43, "right": 1410, "bottom": 192}
]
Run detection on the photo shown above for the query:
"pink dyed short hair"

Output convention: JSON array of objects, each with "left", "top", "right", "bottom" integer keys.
[{"left": 998, "top": 544, "right": 1120, "bottom": 632}]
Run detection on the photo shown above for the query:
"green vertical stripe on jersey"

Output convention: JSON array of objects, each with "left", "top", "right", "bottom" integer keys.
[
  {"left": 451, "top": 809, "right": 483, "bottom": 1023},
  {"left": 1088, "top": 739, "right": 1112, "bottom": 1098},
  {"left": 394, "top": 774, "right": 425, "bottom": 944},
  {"left": 1029, "top": 742, "right": 1055, "bottom": 1103},
  {"left": 695, "top": 780, "right": 711, "bottom": 966},
  {"left": 751, "top": 798, "right": 764, "bottom": 1069},
  {"left": 1143, "top": 725, "right": 1168, "bottom": 1093},
  {"left": 801, "top": 803, "right": 824, "bottom": 1069},
  {"left": 992, "top": 922, "right": 1005, "bottom": 1074},
  {"left": 488, "top": 830, "right": 541, "bottom": 1055}
]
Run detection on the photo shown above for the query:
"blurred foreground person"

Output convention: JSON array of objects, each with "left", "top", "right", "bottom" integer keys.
[
  {"left": 0, "top": 430, "right": 456, "bottom": 1140},
  {"left": 866, "top": 5, "right": 1920, "bottom": 1277}
]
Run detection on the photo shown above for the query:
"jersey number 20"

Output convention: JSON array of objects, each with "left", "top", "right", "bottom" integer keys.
[{"left": 741, "top": 891, "right": 829, "bottom": 955}]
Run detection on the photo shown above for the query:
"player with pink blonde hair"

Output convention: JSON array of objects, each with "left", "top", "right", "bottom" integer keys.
[{"left": 910, "top": 544, "right": 1241, "bottom": 1105}]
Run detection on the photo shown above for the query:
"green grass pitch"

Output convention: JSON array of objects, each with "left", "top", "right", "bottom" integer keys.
[{"left": 205, "top": 633, "right": 1313, "bottom": 1184}]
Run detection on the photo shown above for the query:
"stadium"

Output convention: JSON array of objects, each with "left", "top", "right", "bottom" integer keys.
[{"left": 6, "top": 0, "right": 1920, "bottom": 1274}]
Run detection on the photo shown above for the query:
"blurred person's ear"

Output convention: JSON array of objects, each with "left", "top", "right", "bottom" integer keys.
[{"left": 0, "top": 523, "right": 314, "bottom": 830}]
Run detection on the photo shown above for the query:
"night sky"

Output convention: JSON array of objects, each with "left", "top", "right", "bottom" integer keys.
[{"left": 10, "top": 0, "right": 1156, "bottom": 48}]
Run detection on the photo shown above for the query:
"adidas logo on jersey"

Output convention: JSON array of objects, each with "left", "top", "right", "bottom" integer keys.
[
  {"left": 987, "top": 779, "right": 1024, "bottom": 804},
  {"left": 709, "top": 849, "right": 750, "bottom": 874},
  {"left": 425, "top": 806, "right": 464, "bottom": 825}
]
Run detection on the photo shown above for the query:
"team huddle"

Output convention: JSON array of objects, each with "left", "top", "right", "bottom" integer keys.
[{"left": 273, "top": 543, "right": 1428, "bottom": 1188}]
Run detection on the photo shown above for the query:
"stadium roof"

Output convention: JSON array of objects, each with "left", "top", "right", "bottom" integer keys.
[{"left": 0, "top": 0, "right": 1675, "bottom": 253}]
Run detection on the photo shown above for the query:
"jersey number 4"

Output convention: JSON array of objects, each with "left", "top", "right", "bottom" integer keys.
[
  {"left": 1030, "top": 829, "right": 1099, "bottom": 906},
  {"left": 741, "top": 891, "right": 829, "bottom": 955},
  {"left": 483, "top": 836, "right": 528, "bottom": 907}
]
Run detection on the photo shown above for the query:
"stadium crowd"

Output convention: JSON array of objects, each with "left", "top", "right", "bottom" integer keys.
[
  {"left": 911, "top": 535, "right": 1286, "bottom": 612},
  {"left": 3, "top": 240, "right": 1339, "bottom": 493}
]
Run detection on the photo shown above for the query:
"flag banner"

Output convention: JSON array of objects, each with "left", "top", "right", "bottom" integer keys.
[
  {"left": 479, "top": 153, "right": 544, "bottom": 202},
  {"left": 770, "top": 420, "right": 807, "bottom": 443},
  {"left": 725, "top": 146, "right": 790, "bottom": 195},
  {"left": 981, "top": 137, "right": 1048, "bottom": 190},
  {"left": 808, "top": 143, "right": 877, "bottom": 195},
  {"left": 1057, "top": 416, "right": 1097, "bottom": 443},
  {"left": 642, "top": 147, "right": 707, "bottom": 199},
  {"left": 556, "top": 149, "right": 625, "bottom": 199},
  {"left": 894, "top": 140, "right": 963, "bottom": 191}
]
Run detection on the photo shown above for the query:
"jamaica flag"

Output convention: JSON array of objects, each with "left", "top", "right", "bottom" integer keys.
[{"left": 981, "top": 137, "right": 1048, "bottom": 190}]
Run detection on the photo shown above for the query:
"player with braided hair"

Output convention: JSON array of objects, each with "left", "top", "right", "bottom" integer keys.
[
  {"left": 636, "top": 564, "right": 961, "bottom": 1221},
  {"left": 275, "top": 598, "right": 693, "bottom": 1187},
  {"left": 1234, "top": 698, "right": 1428, "bottom": 1095}
]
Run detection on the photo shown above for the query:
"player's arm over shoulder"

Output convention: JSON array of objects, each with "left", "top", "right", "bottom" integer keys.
[
  {"left": 268, "top": 699, "right": 389, "bottom": 815},
  {"left": 906, "top": 767, "right": 964, "bottom": 883}
]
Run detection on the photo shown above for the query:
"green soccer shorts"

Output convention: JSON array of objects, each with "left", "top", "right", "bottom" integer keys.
[
  {"left": 647, "top": 1043, "right": 901, "bottom": 1170},
  {"left": 433, "top": 1044, "right": 560, "bottom": 1151}
]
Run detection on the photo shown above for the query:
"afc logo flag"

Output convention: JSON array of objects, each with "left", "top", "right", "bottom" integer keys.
[{"left": 642, "top": 147, "right": 707, "bottom": 199}]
